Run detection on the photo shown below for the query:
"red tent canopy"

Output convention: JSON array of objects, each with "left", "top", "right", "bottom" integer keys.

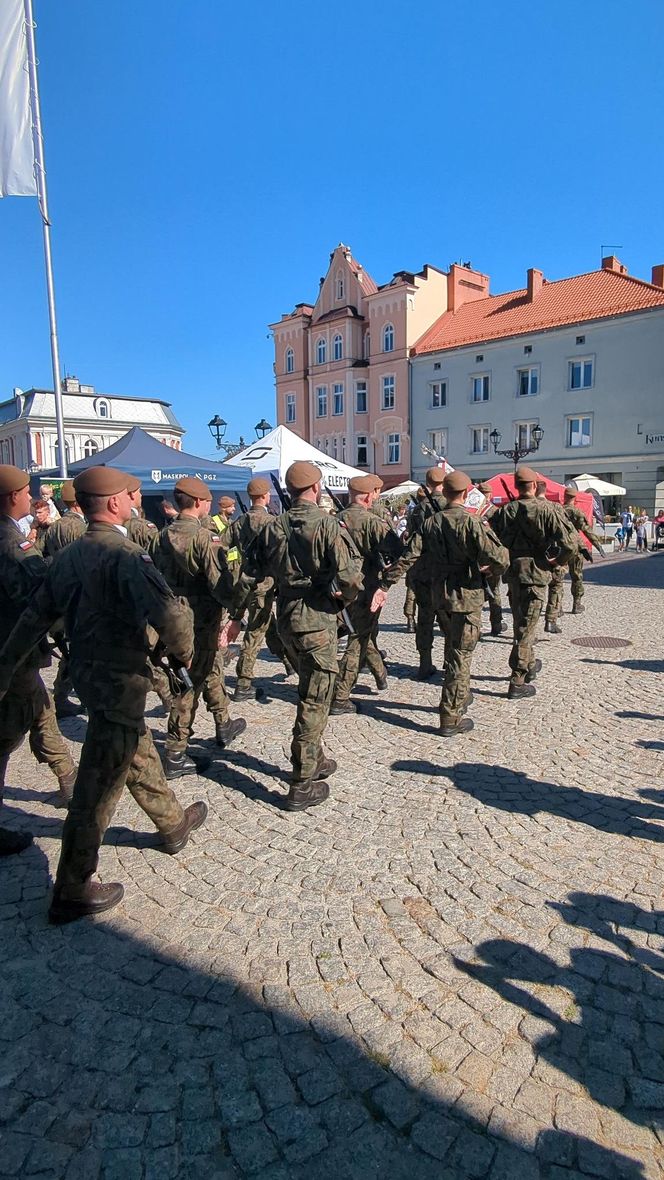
[{"left": 485, "top": 472, "right": 595, "bottom": 550}]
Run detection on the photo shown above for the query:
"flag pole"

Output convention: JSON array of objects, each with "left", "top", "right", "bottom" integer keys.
[{"left": 22, "top": 0, "right": 67, "bottom": 477}]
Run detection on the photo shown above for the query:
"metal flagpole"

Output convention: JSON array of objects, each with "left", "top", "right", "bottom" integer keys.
[{"left": 22, "top": 0, "right": 67, "bottom": 477}]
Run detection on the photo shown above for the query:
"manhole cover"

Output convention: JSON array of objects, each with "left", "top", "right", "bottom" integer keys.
[{"left": 570, "top": 636, "right": 633, "bottom": 649}]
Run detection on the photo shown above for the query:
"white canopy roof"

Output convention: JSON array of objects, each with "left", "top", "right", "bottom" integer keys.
[
  {"left": 572, "top": 473, "right": 626, "bottom": 496},
  {"left": 226, "top": 425, "right": 365, "bottom": 491},
  {"left": 378, "top": 480, "right": 421, "bottom": 498}
]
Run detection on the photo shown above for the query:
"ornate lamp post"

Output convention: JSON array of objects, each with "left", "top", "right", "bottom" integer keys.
[
  {"left": 208, "top": 415, "right": 272, "bottom": 457},
  {"left": 254, "top": 418, "right": 272, "bottom": 439},
  {"left": 489, "top": 424, "right": 544, "bottom": 470}
]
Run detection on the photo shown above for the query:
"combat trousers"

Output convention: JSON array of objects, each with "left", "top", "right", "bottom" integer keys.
[
  {"left": 404, "top": 575, "right": 416, "bottom": 622},
  {"left": 545, "top": 566, "right": 565, "bottom": 622},
  {"left": 568, "top": 552, "right": 585, "bottom": 605},
  {"left": 414, "top": 580, "right": 447, "bottom": 659},
  {"left": 0, "top": 672, "right": 75, "bottom": 794},
  {"left": 166, "top": 626, "right": 229, "bottom": 755},
  {"left": 236, "top": 588, "right": 286, "bottom": 688},
  {"left": 439, "top": 608, "right": 482, "bottom": 722},
  {"left": 486, "top": 574, "right": 504, "bottom": 632},
  {"left": 507, "top": 581, "right": 545, "bottom": 683},
  {"left": 55, "top": 713, "right": 184, "bottom": 894},
  {"left": 335, "top": 600, "right": 382, "bottom": 703},
  {"left": 278, "top": 620, "right": 337, "bottom": 783}
]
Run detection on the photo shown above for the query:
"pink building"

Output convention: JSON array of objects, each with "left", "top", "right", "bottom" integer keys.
[{"left": 270, "top": 244, "right": 451, "bottom": 488}]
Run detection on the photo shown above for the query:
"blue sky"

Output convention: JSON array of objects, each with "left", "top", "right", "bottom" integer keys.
[{"left": 1, "top": 0, "right": 662, "bottom": 457}]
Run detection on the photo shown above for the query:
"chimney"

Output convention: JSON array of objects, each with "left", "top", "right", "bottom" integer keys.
[
  {"left": 527, "top": 268, "right": 544, "bottom": 301},
  {"left": 602, "top": 255, "right": 628, "bottom": 275},
  {"left": 446, "top": 263, "right": 490, "bottom": 313},
  {"left": 651, "top": 265, "right": 664, "bottom": 289}
]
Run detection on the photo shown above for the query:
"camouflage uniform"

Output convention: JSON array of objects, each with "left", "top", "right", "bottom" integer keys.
[
  {"left": 543, "top": 499, "right": 570, "bottom": 625},
  {"left": 126, "top": 512, "right": 159, "bottom": 552},
  {"left": 42, "top": 510, "right": 88, "bottom": 709},
  {"left": 125, "top": 513, "right": 174, "bottom": 705},
  {"left": 153, "top": 515, "right": 236, "bottom": 755},
  {"left": 497, "top": 499, "right": 575, "bottom": 685},
  {"left": 332, "top": 503, "right": 403, "bottom": 704},
  {"left": 480, "top": 504, "right": 506, "bottom": 634},
  {"left": 0, "top": 522, "right": 193, "bottom": 892},
  {"left": 220, "top": 506, "right": 287, "bottom": 691},
  {"left": 0, "top": 516, "right": 76, "bottom": 798},
  {"left": 421, "top": 506, "right": 509, "bottom": 724},
  {"left": 390, "top": 493, "right": 448, "bottom": 674},
  {"left": 254, "top": 500, "right": 362, "bottom": 782},
  {"left": 564, "top": 504, "right": 603, "bottom": 609}
]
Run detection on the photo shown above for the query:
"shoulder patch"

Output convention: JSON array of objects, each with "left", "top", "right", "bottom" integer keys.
[
  {"left": 140, "top": 553, "right": 153, "bottom": 562},
  {"left": 19, "top": 540, "right": 33, "bottom": 550}
]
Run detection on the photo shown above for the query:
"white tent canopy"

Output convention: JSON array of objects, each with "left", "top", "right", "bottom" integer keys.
[
  {"left": 571, "top": 473, "right": 626, "bottom": 496},
  {"left": 378, "top": 479, "right": 421, "bottom": 498},
  {"left": 225, "top": 425, "right": 365, "bottom": 491}
]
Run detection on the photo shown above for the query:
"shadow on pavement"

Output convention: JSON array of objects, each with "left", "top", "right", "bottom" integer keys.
[
  {"left": 583, "top": 551, "right": 664, "bottom": 589},
  {"left": 616, "top": 711, "right": 664, "bottom": 722},
  {"left": 0, "top": 864, "right": 651, "bottom": 1179},
  {"left": 580, "top": 659, "right": 664, "bottom": 674}
]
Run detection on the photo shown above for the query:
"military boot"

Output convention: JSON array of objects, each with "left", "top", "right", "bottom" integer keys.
[
  {"left": 314, "top": 755, "right": 337, "bottom": 779},
  {"left": 284, "top": 779, "right": 330, "bottom": 812},
  {"left": 417, "top": 657, "right": 437, "bottom": 681},
  {"left": 572, "top": 601, "right": 585, "bottom": 614},
  {"left": 214, "top": 717, "right": 247, "bottom": 747},
  {"left": 49, "top": 880, "right": 124, "bottom": 925},
  {"left": 163, "top": 751, "right": 198, "bottom": 780},
  {"left": 233, "top": 681, "right": 254, "bottom": 702},
  {"left": 507, "top": 681, "right": 537, "bottom": 700},
  {"left": 54, "top": 694, "right": 85, "bottom": 719},
  {"left": 439, "top": 716, "right": 474, "bottom": 737},
  {"left": 162, "top": 801, "right": 208, "bottom": 854},
  {"left": 329, "top": 699, "right": 357, "bottom": 716},
  {"left": 544, "top": 620, "right": 562, "bottom": 634},
  {"left": 283, "top": 656, "right": 296, "bottom": 677},
  {"left": 406, "top": 618, "right": 415, "bottom": 634},
  {"left": 374, "top": 674, "right": 388, "bottom": 691},
  {"left": 525, "top": 658, "right": 542, "bottom": 683},
  {"left": 52, "top": 768, "right": 77, "bottom": 809}
]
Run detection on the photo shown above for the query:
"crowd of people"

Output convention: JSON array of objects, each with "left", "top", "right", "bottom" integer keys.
[{"left": 0, "top": 458, "right": 605, "bottom": 924}]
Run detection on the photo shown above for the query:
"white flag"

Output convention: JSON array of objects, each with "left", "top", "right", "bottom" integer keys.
[{"left": 0, "top": 0, "right": 36, "bottom": 197}]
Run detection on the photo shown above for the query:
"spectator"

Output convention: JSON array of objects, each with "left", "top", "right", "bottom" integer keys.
[
  {"left": 614, "top": 524, "right": 624, "bottom": 552},
  {"left": 636, "top": 514, "right": 648, "bottom": 552},
  {"left": 620, "top": 507, "right": 634, "bottom": 549},
  {"left": 39, "top": 483, "right": 61, "bottom": 522}
]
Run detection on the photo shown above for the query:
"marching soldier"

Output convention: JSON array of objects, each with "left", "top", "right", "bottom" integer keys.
[
  {"left": 536, "top": 480, "right": 566, "bottom": 635},
  {"left": 421, "top": 470, "right": 509, "bottom": 735},
  {"left": 252, "top": 461, "right": 363, "bottom": 810},
  {"left": 395, "top": 468, "right": 448, "bottom": 679},
  {"left": 476, "top": 481, "right": 507, "bottom": 636},
  {"left": 126, "top": 476, "right": 159, "bottom": 550},
  {"left": 153, "top": 476, "right": 246, "bottom": 779},
  {"left": 42, "top": 480, "right": 88, "bottom": 717},
  {"left": 563, "top": 485, "right": 605, "bottom": 613},
  {"left": 0, "top": 465, "right": 207, "bottom": 919}
]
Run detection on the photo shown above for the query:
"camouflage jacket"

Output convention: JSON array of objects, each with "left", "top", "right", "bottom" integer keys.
[
  {"left": 0, "top": 516, "right": 49, "bottom": 688},
  {"left": 253, "top": 500, "right": 363, "bottom": 633},
  {"left": 0, "top": 521, "right": 193, "bottom": 726},
  {"left": 337, "top": 503, "right": 404, "bottom": 600},
  {"left": 564, "top": 504, "right": 602, "bottom": 550},
  {"left": 421, "top": 505, "right": 509, "bottom": 611},
  {"left": 43, "top": 510, "right": 87, "bottom": 559},
  {"left": 495, "top": 496, "right": 576, "bottom": 585},
  {"left": 153, "top": 514, "right": 236, "bottom": 628},
  {"left": 221, "top": 505, "right": 275, "bottom": 597},
  {"left": 370, "top": 500, "right": 394, "bottom": 527},
  {"left": 387, "top": 493, "right": 447, "bottom": 584},
  {"left": 126, "top": 513, "right": 158, "bottom": 552}
]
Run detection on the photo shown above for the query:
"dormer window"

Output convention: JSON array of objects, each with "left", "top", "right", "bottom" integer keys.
[
  {"left": 94, "top": 397, "right": 110, "bottom": 418},
  {"left": 336, "top": 272, "right": 344, "bottom": 300}
]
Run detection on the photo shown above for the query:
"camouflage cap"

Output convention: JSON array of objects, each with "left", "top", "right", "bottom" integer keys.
[
  {"left": 443, "top": 470, "right": 472, "bottom": 495},
  {"left": 515, "top": 465, "right": 539, "bottom": 484},
  {"left": 0, "top": 465, "right": 29, "bottom": 496},
  {"left": 61, "top": 479, "right": 77, "bottom": 503},
  {"left": 247, "top": 477, "right": 270, "bottom": 497},
  {"left": 285, "top": 460, "right": 321, "bottom": 491},
  {"left": 175, "top": 476, "right": 212, "bottom": 501},
  {"left": 348, "top": 474, "right": 376, "bottom": 494},
  {"left": 426, "top": 466, "right": 446, "bottom": 486},
  {"left": 73, "top": 466, "right": 131, "bottom": 496},
  {"left": 218, "top": 495, "right": 236, "bottom": 509}
]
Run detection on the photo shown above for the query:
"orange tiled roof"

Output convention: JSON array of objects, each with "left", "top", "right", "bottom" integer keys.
[{"left": 412, "top": 268, "right": 664, "bottom": 354}]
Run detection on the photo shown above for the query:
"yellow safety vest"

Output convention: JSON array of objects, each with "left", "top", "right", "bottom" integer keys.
[{"left": 211, "top": 515, "right": 240, "bottom": 563}]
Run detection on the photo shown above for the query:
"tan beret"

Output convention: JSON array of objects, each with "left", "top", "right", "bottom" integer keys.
[
  {"left": 477, "top": 481, "right": 492, "bottom": 494},
  {"left": 175, "top": 476, "right": 212, "bottom": 501},
  {"left": 564, "top": 485, "right": 577, "bottom": 499},
  {"left": 126, "top": 475, "right": 141, "bottom": 493},
  {"left": 0, "top": 465, "right": 29, "bottom": 496},
  {"left": 349, "top": 474, "right": 377, "bottom": 494},
  {"left": 515, "top": 465, "right": 538, "bottom": 484},
  {"left": 73, "top": 466, "right": 130, "bottom": 496},
  {"left": 443, "top": 470, "right": 472, "bottom": 495},
  {"left": 285, "top": 460, "right": 321, "bottom": 491},
  {"left": 61, "top": 479, "right": 77, "bottom": 504},
  {"left": 426, "top": 466, "right": 446, "bottom": 486},
  {"left": 218, "top": 495, "right": 236, "bottom": 509},
  {"left": 247, "top": 477, "right": 270, "bottom": 497},
  {"left": 371, "top": 475, "right": 384, "bottom": 491}
]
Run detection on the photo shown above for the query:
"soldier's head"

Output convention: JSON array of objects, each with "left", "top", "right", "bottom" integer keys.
[
  {"left": 32, "top": 499, "right": 51, "bottom": 526},
  {"left": 515, "top": 465, "right": 538, "bottom": 499},
  {"left": 370, "top": 475, "right": 384, "bottom": 504},
  {"left": 285, "top": 461, "right": 322, "bottom": 503},
  {"left": 217, "top": 495, "right": 236, "bottom": 521},
  {"left": 174, "top": 476, "right": 213, "bottom": 518},
  {"left": 73, "top": 467, "right": 133, "bottom": 524},
  {"left": 0, "top": 465, "right": 31, "bottom": 521},
  {"left": 126, "top": 475, "right": 143, "bottom": 514},
  {"left": 442, "top": 470, "right": 471, "bottom": 505},
  {"left": 61, "top": 479, "right": 82, "bottom": 514},
  {"left": 564, "top": 485, "right": 577, "bottom": 503},
  {"left": 425, "top": 466, "right": 446, "bottom": 494},
  {"left": 247, "top": 477, "right": 270, "bottom": 509},
  {"left": 535, "top": 478, "right": 547, "bottom": 499},
  {"left": 348, "top": 474, "right": 376, "bottom": 507}
]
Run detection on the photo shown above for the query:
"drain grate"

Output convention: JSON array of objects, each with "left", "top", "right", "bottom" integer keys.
[{"left": 570, "top": 636, "right": 633, "bottom": 649}]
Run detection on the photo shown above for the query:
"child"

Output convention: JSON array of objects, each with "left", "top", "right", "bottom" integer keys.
[{"left": 614, "top": 524, "right": 624, "bottom": 552}]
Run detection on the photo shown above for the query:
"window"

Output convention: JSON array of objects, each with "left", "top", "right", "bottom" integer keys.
[
  {"left": 567, "top": 415, "right": 592, "bottom": 447},
  {"left": 333, "top": 383, "right": 344, "bottom": 415},
  {"left": 387, "top": 433, "right": 401, "bottom": 464},
  {"left": 471, "top": 426, "right": 490, "bottom": 454},
  {"left": 342, "top": 436, "right": 346, "bottom": 461},
  {"left": 355, "top": 382, "right": 367, "bottom": 413},
  {"left": 475, "top": 354, "right": 484, "bottom": 363},
  {"left": 364, "top": 332, "right": 371, "bottom": 359},
  {"left": 324, "top": 438, "right": 329, "bottom": 453},
  {"left": 433, "top": 362, "right": 441, "bottom": 371},
  {"left": 382, "top": 323, "right": 394, "bottom": 353},
  {"left": 576, "top": 335, "right": 586, "bottom": 345},
  {"left": 285, "top": 393, "right": 296, "bottom": 423},
  {"left": 428, "top": 429, "right": 448, "bottom": 456},
  {"left": 285, "top": 347, "right": 294, "bottom": 374},
  {"left": 382, "top": 375, "right": 395, "bottom": 410},
  {"left": 430, "top": 381, "right": 447, "bottom": 408},
  {"left": 316, "top": 338, "right": 327, "bottom": 365},
  {"left": 515, "top": 421, "right": 538, "bottom": 449},
  {"left": 356, "top": 434, "right": 368, "bottom": 465},
  {"left": 54, "top": 439, "right": 71, "bottom": 465},
  {"left": 316, "top": 386, "right": 328, "bottom": 417},
  {"left": 524, "top": 345, "right": 532, "bottom": 355},
  {"left": 336, "top": 273, "right": 344, "bottom": 300},
  {"left": 94, "top": 398, "right": 110, "bottom": 418},
  {"left": 83, "top": 438, "right": 99, "bottom": 458},
  {"left": 333, "top": 438, "right": 338, "bottom": 459},
  {"left": 472, "top": 374, "right": 490, "bottom": 402},
  {"left": 569, "top": 358, "right": 593, "bottom": 389},
  {"left": 333, "top": 334, "right": 343, "bottom": 361},
  {"left": 517, "top": 366, "right": 539, "bottom": 397}
]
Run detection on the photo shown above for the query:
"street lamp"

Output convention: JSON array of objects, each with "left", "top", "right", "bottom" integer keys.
[
  {"left": 208, "top": 415, "right": 227, "bottom": 449},
  {"left": 208, "top": 414, "right": 273, "bottom": 458},
  {"left": 489, "top": 424, "right": 544, "bottom": 470},
  {"left": 420, "top": 440, "right": 446, "bottom": 465},
  {"left": 255, "top": 418, "right": 272, "bottom": 439}
]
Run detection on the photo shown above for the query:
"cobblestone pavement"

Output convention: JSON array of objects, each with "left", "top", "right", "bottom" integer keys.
[{"left": 2, "top": 551, "right": 664, "bottom": 1178}]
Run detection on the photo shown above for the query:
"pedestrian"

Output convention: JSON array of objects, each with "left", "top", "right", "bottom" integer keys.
[
  {"left": 621, "top": 507, "right": 634, "bottom": 549},
  {"left": 30, "top": 499, "right": 52, "bottom": 550},
  {"left": 252, "top": 460, "right": 363, "bottom": 810},
  {"left": 635, "top": 514, "right": 648, "bottom": 552},
  {"left": 614, "top": 524, "right": 624, "bottom": 552}
]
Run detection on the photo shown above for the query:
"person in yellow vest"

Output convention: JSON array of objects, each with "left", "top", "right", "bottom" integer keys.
[{"left": 208, "top": 496, "right": 241, "bottom": 573}]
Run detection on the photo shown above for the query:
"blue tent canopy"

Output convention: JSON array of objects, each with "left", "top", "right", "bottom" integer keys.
[{"left": 41, "top": 427, "right": 247, "bottom": 493}]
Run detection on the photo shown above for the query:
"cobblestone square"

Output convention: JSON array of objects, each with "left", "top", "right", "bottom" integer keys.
[{"left": 1, "top": 552, "right": 663, "bottom": 1178}]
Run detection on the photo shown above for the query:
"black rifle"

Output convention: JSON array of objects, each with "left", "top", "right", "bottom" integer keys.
[
  {"left": 151, "top": 643, "right": 194, "bottom": 697},
  {"left": 236, "top": 493, "right": 249, "bottom": 515},
  {"left": 324, "top": 484, "right": 345, "bottom": 513},
  {"left": 270, "top": 473, "right": 291, "bottom": 512}
]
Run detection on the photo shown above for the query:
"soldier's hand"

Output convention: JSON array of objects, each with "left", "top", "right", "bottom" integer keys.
[
  {"left": 370, "top": 589, "right": 387, "bottom": 613},
  {"left": 219, "top": 619, "right": 242, "bottom": 648}
]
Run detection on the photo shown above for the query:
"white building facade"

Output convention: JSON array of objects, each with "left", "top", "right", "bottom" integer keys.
[
  {"left": 0, "top": 376, "right": 185, "bottom": 471},
  {"left": 410, "top": 259, "right": 664, "bottom": 512}
]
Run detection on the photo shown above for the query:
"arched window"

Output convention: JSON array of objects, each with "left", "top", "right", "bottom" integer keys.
[
  {"left": 382, "top": 323, "right": 394, "bottom": 353},
  {"left": 54, "top": 439, "right": 71, "bottom": 466},
  {"left": 83, "top": 438, "right": 98, "bottom": 458},
  {"left": 333, "top": 334, "right": 343, "bottom": 361},
  {"left": 316, "top": 337, "right": 327, "bottom": 365},
  {"left": 94, "top": 397, "right": 110, "bottom": 418},
  {"left": 285, "top": 347, "right": 294, "bottom": 374}
]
